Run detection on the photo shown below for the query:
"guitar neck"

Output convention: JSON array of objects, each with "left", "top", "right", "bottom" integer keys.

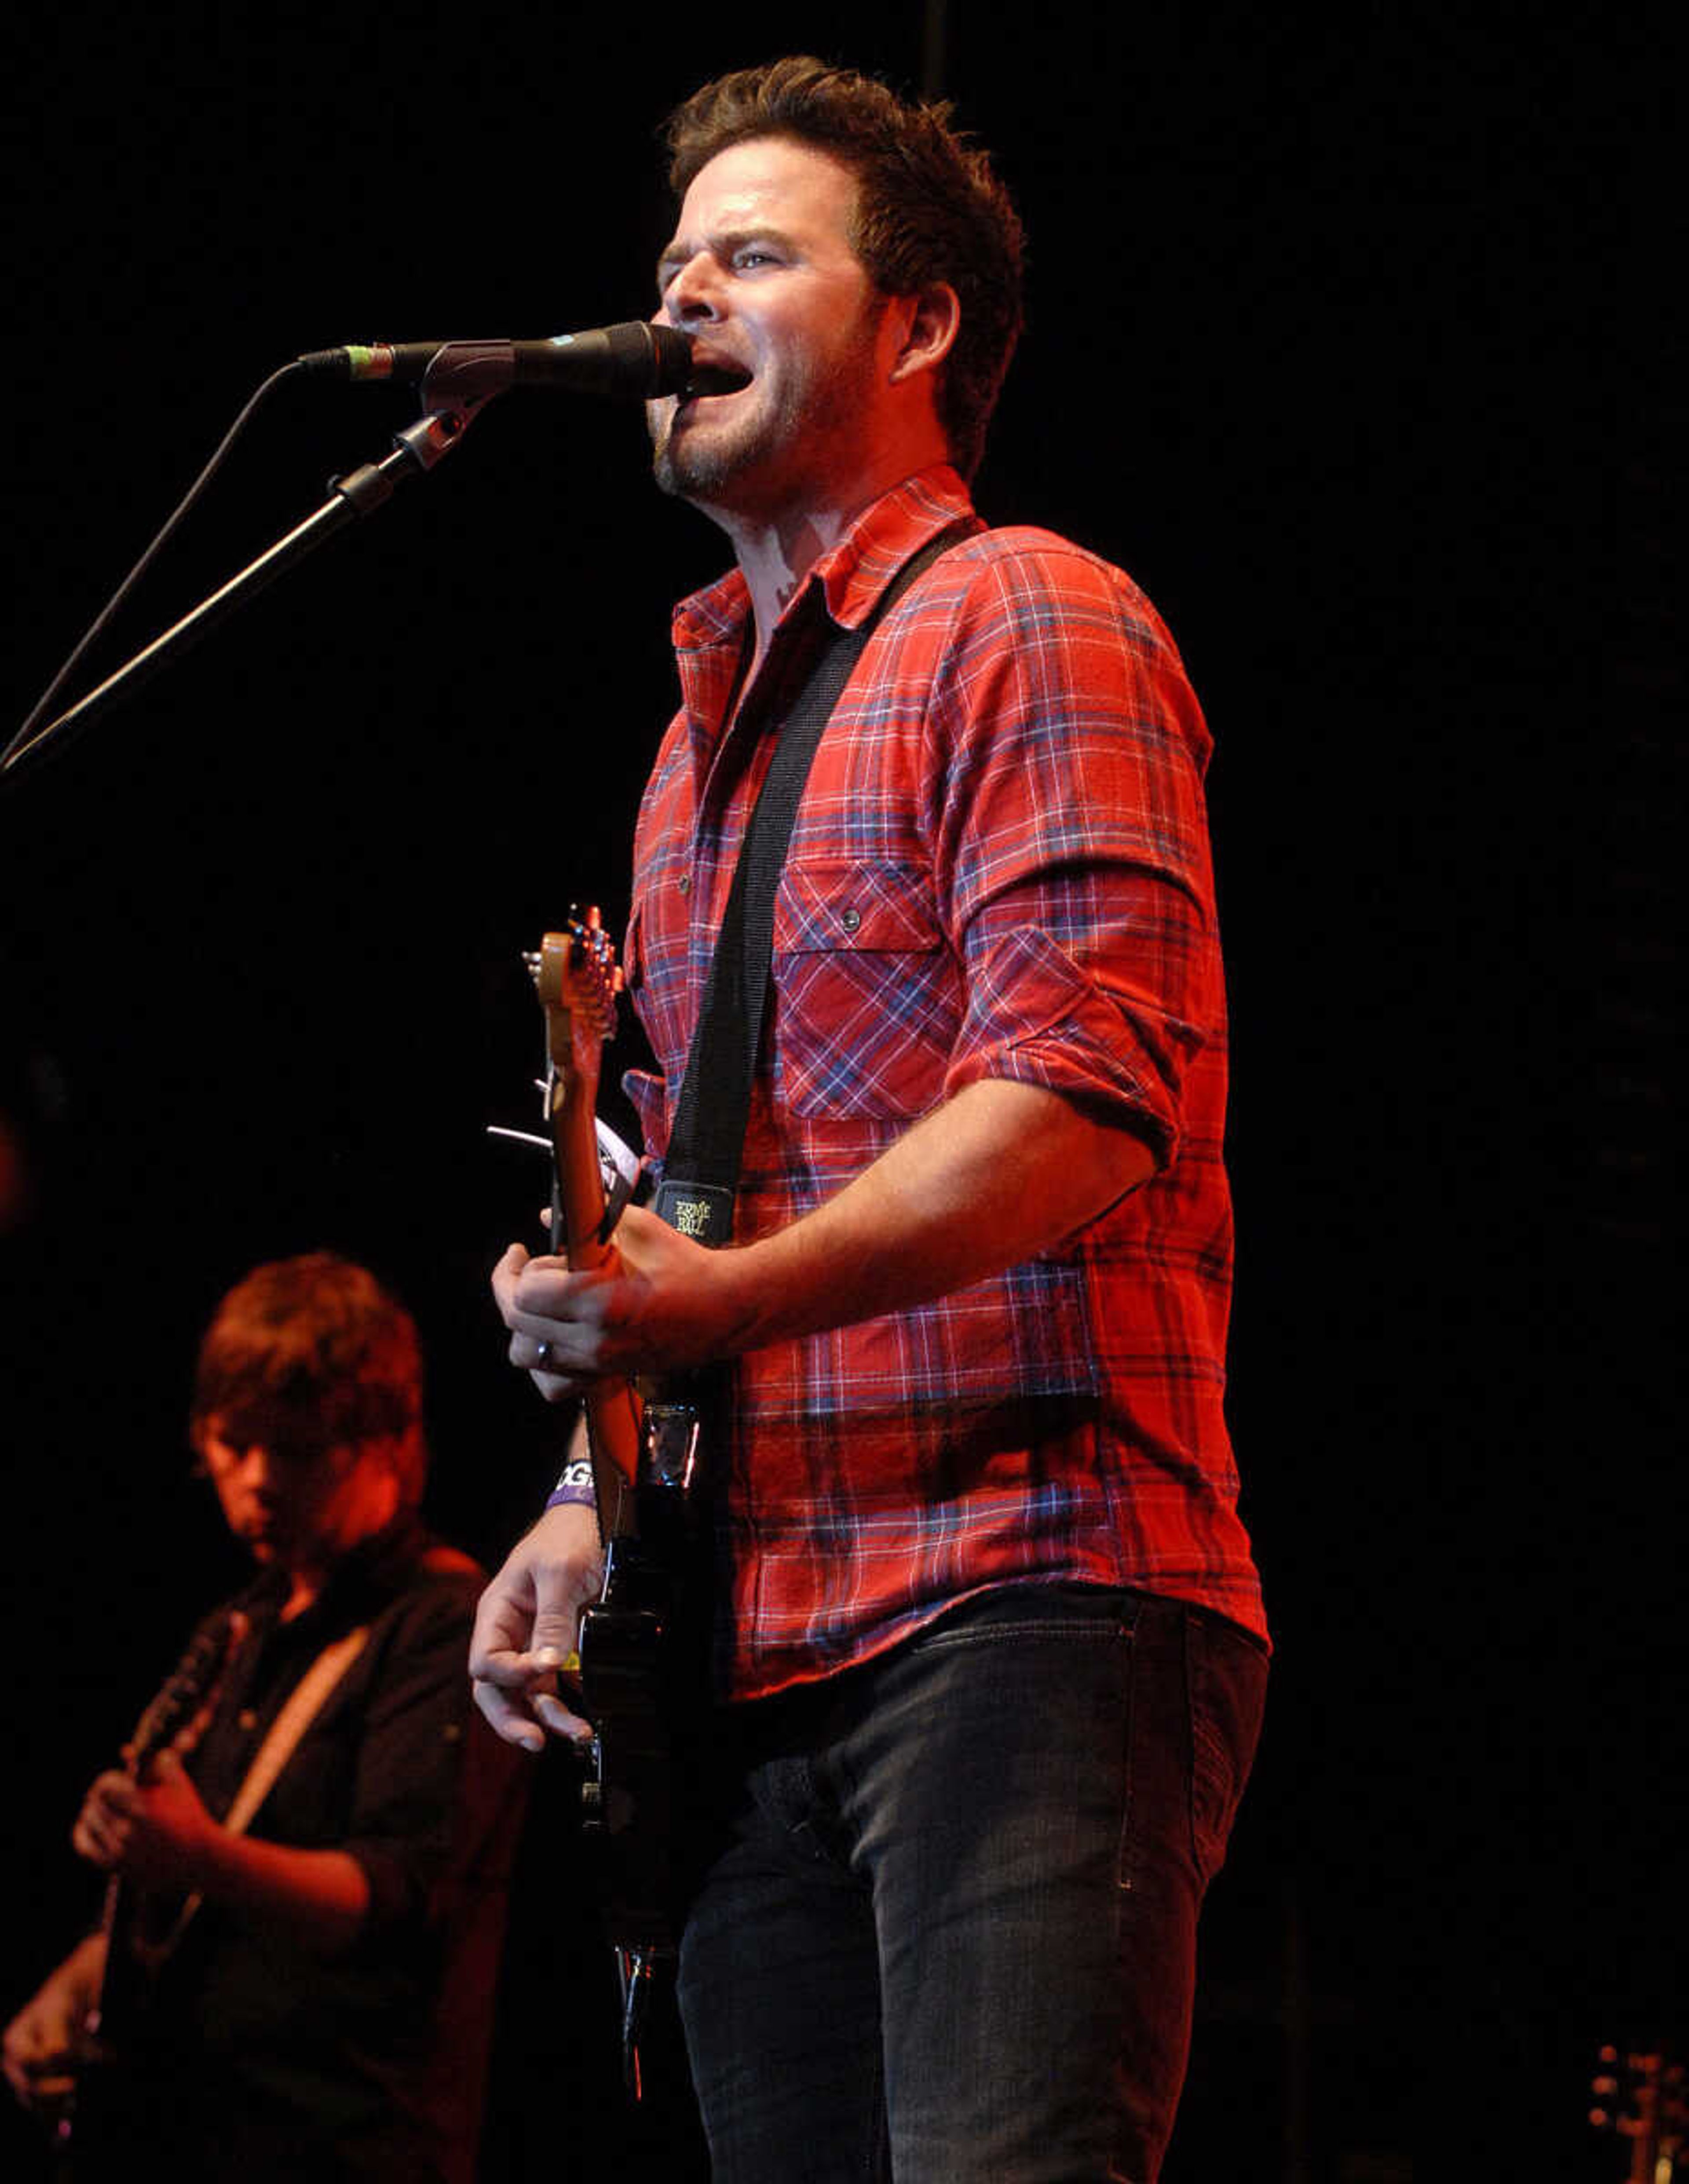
[
  {"left": 541, "top": 927, "right": 643, "bottom": 1535},
  {"left": 557, "top": 1150, "right": 643, "bottom": 1530},
  {"left": 81, "top": 1873, "right": 125, "bottom": 2042},
  {"left": 66, "top": 1609, "right": 246, "bottom": 2162}
]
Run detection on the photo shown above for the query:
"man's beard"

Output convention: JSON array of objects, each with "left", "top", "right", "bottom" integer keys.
[
  {"left": 650, "top": 375, "right": 806, "bottom": 503},
  {"left": 650, "top": 314, "right": 881, "bottom": 511}
]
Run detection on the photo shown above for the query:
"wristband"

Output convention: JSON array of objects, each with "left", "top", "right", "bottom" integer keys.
[{"left": 545, "top": 1455, "right": 596, "bottom": 1512}]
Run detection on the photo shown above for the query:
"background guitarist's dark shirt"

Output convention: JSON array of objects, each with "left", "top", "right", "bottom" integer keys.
[{"left": 101, "top": 1517, "right": 525, "bottom": 2184}]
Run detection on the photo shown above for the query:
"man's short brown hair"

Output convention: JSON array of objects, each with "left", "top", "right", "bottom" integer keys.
[
  {"left": 663, "top": 55, "right": 1025, "bottom": 479},
  {"left": 190, "top": 1252, "right": 427, "bottom": 1506}
]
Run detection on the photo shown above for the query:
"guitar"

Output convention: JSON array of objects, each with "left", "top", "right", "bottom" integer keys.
[
  {"left": 528, "top": 909, "right": 703, "bottom": 2098},
  {"left": 54, "top": 1606, "right": 246, "bottom": 2173}
]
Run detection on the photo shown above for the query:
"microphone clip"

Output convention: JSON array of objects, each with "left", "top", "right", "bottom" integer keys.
[{"left": 418, "top": 342, "right": 519, "bottom": 418}]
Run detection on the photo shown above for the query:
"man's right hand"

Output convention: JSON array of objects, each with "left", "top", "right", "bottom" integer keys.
[
  {"left": 468, "top": 1501, "right": 603, "bottom": 1752},
  {"left": 3, "top": 1931, "right": 106, "bottom": 2112}
]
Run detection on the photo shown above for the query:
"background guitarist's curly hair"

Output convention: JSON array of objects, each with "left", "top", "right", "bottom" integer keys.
[{"left": 189, "top": 1252, "right": 427, "bottom": 1506}]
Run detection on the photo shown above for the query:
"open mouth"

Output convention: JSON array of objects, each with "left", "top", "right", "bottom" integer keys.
[{"left": 684, "top": 358, "right": 753, "bottom": 400}]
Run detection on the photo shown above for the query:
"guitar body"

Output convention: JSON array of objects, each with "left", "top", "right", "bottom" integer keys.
[{"left": 578, "top": 1535, "right": 680, "bottom": 1939}]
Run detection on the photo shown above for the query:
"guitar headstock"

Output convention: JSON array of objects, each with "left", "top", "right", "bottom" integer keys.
[
  {"left": 1591, "top": 2043, "right": 1686, "bottom": 2182},
  {"left": 526, "top": 907, "right": 624, "bottom": 1096}
]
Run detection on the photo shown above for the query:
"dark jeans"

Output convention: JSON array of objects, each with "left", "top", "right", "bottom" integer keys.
[{"left": 676, "top": 1584, "right": 1268, "bottom": 2184}]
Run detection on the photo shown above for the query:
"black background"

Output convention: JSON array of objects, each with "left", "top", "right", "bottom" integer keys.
[{"left": 2, "top": 7, "right": 1679, "bottom": 2180}]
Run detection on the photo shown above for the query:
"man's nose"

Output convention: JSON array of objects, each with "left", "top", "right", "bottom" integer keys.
[{"left": 665, "top": 255, "right": 722, "bottom": 324}]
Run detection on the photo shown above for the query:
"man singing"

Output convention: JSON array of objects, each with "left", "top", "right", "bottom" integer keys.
[{"left": 472, "top": 57, "right": 1268, "bottom": 2183}]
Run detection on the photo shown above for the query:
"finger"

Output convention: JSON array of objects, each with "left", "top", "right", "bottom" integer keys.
[
  {"left": 506, "top": 1323, "right": 574, "bottom": 1374},
  {"left": 472, "top": 1648, "right": 592, "bottom": 1749},
  {"left": 4, "top": 2056, "right": 45, "bottom": 2107},
  {"left": 531, "top": 1688, "right": 594, "bottom": 1746},
  {"left": 490, "top": 1241, "right": 533, "bottom": 1327},
  {"left": 468, "top": 1555, "right": 542, "bottom": 1678},
  {"left": 471, "top": 1676, "right": 546, "bottom": 1753},
  {"left": 468, "top": 1640, "right": 551, "bottom": 1689},
  {"left": 513, "top": 1255, "right": 609, "bottom": 1318},
  {"left": 75, "top": 1781, "right": 128, "bottom": 1844},
  {"left": 530, "top": 1366, "right": 589, "bottom": 1405},
  {"left": 501, "top": 1318, "right": 593, "bottom": 1402},
  {"left": 95, "top": 1804, "right": 133, "bottom": 1857},
  {"left": 492, "top": 1244, "right": 576, "bottom": 1326},
  {"left": 468, "top": 1508, "right": 599, "bottom": 1681},
  {"left": 72, "top": 1813, "right": 117, "bottom": 1868}
]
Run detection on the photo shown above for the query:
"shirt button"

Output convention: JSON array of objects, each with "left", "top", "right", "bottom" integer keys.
[
  {"left": 841, "top": 908, "right": 861, "bottom": 934},
  {"left": 676, "top": 875, "right": 691, "bottom": 895}
]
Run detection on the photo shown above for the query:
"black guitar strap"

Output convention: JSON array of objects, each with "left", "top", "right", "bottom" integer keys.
[{"left": 652, "top": 521, "right": 976, "bottom": 1244}]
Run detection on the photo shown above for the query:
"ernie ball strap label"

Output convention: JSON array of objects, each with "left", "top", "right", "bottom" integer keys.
[{"left": 652, "top": 1178, "right": 735, "bottom": 1246}]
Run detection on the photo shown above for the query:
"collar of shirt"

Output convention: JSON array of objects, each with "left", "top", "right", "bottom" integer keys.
[
  {"left": 235, "top": 1511, "right": 429, "bottom": 1657},
  {"left": 667, "top": 464, "right": 978, "bottom": 807},
  {"left": 669, "top": 463, "right": 975, "bottom": 658}
]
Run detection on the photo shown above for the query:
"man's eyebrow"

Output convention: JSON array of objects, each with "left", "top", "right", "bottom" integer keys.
[{"left": 655, "top": 223, "right": 791, "bottom": 284}]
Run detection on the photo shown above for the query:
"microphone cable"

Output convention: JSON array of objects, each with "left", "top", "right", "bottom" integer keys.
[{"left": 3, "top": 357, "right": 308, "bottom": 778}]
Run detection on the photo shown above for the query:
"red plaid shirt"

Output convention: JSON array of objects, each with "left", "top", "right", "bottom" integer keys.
[{"left": 624, "top": 466, "right": 1266, "bottom": 1697}]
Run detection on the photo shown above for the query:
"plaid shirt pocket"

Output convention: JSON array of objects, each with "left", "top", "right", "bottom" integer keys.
[{"left": 770, "top": 859, "right": 960, "bottom": 1120}]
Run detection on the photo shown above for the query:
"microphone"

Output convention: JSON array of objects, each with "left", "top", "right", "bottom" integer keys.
[{"left": 295, "top": 322, "right": 694, "bottom": 399}]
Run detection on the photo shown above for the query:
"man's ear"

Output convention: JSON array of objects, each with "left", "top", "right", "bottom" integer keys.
[{"left": 888, "top": 282, "right": 961, "bottom": 384}]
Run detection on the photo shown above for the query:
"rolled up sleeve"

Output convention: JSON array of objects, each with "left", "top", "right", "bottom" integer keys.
[{"left": 931, "top": 544, "right": 1224, "bottom": 1167}]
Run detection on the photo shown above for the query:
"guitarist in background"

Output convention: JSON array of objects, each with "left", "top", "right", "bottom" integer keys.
[
  {"left": 3, "top": 1253, "right": 526, "bottom": 2182},
  {"left": 473, "top": 55, "right": 1271, "bottom": 2184}
]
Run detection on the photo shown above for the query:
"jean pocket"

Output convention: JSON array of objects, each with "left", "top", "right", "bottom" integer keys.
[{"left": 1186, "top": 1614, "right": 1268, "bottom": 1885}]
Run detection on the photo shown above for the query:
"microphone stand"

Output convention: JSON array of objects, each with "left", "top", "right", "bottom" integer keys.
[{"left": 1, "top": 355, "right": 508, "bottom": 782}]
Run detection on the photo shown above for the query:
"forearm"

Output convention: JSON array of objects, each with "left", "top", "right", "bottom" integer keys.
[
  {"left": 60, "top": 1930, "right": 109, "bottom": 1992},
  {"left": 189, "top": 1831, "right": 372, "bottom": 1956},
  {"left": 501, "top": 1079, "right": 1155, "bottom": 1387},
  {"left": 715, "top": 1077, "right": 1153, "bottom": 1351}
]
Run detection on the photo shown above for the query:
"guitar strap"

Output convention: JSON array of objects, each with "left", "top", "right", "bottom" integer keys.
[
  {"left": 219, "top": 1624, "right": 370, "bottom": 1838},
  {"left": 654, "top": 520, "right": 976, "bottom": 1243}
]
